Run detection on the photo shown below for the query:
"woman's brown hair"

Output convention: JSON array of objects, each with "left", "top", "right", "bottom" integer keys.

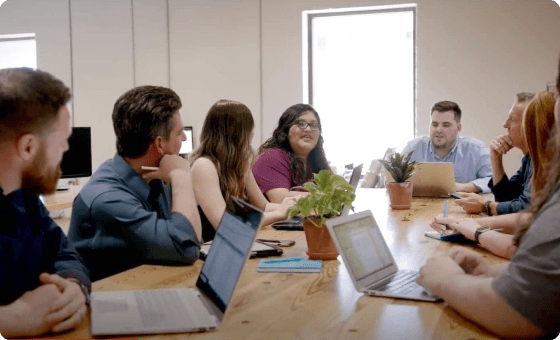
[
  {"left": 190, "top": 100, "right": 254, "bottom": 211},
  {"left": 514, "top": 62, "right": 560, "bottom": 247},
  {"left": 523, "top": 91, "right": 557, "bottom": 195}
]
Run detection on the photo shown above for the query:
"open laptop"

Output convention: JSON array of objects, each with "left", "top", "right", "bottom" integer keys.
[
  {"left": 326, "top": 210, "right": 440, "bottom": 302},
  {"left": 272, "top": 163, "right": 363, "bottom": 230},
  {"left": 90, "top": 198, "right": 263, "bottom": 336},
  {"left": 387, "top": 162, "right": 455, "bottom": 197}
]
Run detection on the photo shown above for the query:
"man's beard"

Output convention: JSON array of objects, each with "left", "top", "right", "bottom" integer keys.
[{"left": 21, "top": 145, "right": 62, "bottom": 195}]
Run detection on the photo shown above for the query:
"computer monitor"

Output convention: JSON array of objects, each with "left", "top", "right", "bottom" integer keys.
[
  {"left": 60, "top": 127, "right": 92, "bottom": 179},
  {"left": 180, "top": 126, "right": 194, "bottom": 156}
]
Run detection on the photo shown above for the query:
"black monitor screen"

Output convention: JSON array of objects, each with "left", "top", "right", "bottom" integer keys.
[{"left": 60, "top": 127, "right": 92, "bottom": 178}]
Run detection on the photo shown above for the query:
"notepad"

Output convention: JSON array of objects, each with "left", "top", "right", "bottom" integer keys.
[{"left": 257, "top": 257, "right": 322, "bottom": 273}]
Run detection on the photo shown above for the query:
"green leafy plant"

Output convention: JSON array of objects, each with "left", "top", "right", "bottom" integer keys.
[
  {"left": 379, "top": 150, "right": 417, "bottom": 183},
  {"left": 287, "top": 170, "right": 356, "bottom": 227}
]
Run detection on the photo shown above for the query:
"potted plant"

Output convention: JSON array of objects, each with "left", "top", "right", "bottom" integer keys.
[
  {"left": 287, "top": 170, "right": 356, "bottom": 260},
  {"left": 379, "top": 150, "right": 416, "bottom": 210}
]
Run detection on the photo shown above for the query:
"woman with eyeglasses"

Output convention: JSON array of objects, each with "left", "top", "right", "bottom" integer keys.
[
  {"left": 190, "top": 100, "right": 299, "bottom": 242},
  {"left": 253, "top": 104, "right": 331, "bottom": 203}
]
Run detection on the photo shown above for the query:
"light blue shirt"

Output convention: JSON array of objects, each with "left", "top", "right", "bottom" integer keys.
[{"left": 402, "top": 135, "right": 492, "bottom": 193}]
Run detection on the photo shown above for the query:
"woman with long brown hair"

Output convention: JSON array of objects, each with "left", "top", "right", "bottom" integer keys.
[
  {"left": 429, "top": 91, "right": 556, "bottom": 259},
  {"left": 190, "top": 99, "right": 298, "bottom": 241}
]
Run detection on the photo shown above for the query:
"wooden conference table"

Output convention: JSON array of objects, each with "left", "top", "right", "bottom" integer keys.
[{"left": 43, "top": 188, "right": 505, "bottom": 340}]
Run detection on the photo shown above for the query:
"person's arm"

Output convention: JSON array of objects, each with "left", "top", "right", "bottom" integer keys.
[
  {"left": 489, "top": 134, "right": 514, "bottom": 188},
  {"left": 491, "top": 158, "right": 528, "bottom": 203},
  {"left": 474, "top": 212, "right": 531, "bottom": 234},
  {"left": 265, "top": 187, "right": 308, "bottom": 204},
  {"left": 466, "top": 145, "right": 492, "bottom": 194},
  {"left": 91, "top": 191, "right": 200, "bottom": 265},
  {"left": 244, "top": 171, "right": 299, "bottom": 226},
  {"left": 418, "top": 249, "right": 545, "bottom": 338},
  {"left": 39, "top": 273, "right": 87, "bottom": 333},
  {"left": 144, "top": 154, "right": 201, "bottom": 240},
  {"left": 252, "top": 148, "right": 306, "bottom": 204},
  {"left": 39, "top": 200, "right": 90, "bottom": 288},
  {"left": 191, "top": 157, "right": 227, "bottom": 230},
  {"left": 495, "top": 184, "right": 532, "bottom": 215},
  {"left": 0, "top": 283, "right": 65, "bottom": 337},
  {"left": 431, "top": 217, "right": 517, "bottom": 259},
  {"left": 455, "top": 182, "right": 481, "bottom": 193}
]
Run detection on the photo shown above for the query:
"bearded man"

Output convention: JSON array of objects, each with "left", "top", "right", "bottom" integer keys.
[{"left": 0, "top": 68, "right": 90, "bottom": 337}]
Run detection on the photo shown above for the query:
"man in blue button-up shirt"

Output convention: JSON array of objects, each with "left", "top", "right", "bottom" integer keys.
[
  {"left": 402, "top": 101, "right": 492, "bottom": 193},
  {"left": 68, "top": 86, "right": 202, "bottom": 281},
  {"left": 0, "top": 68, "right": 90, "bottom": 337}
]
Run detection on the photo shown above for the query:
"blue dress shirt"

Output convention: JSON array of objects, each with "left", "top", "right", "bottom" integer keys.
[
  {"left": 68, "top": 155, "right": 200, "bottom": 281},
  {"left": 402, "top": 135, "right": 492, "bottom": 193},
  {"left": 0, "top": 188, "right": 90, "bottom": 305}
]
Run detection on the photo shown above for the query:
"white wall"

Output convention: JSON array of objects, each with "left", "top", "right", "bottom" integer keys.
[
  {"left": 1, "top": 0, "right": 559, "bottom": 176},
  {"left": 168, "top": 0, "right": 261, "bottom": 148}
]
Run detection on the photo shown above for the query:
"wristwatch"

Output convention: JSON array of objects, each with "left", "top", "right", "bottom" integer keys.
[
  {"left": 474, "top": 226, "right": 491, "bottom": 244},
  {"left": 79, "top": 282, "right": 91, "bottom": 308},
  {"left": 484, "top": 201, "right": 493, "bottom": 216}
]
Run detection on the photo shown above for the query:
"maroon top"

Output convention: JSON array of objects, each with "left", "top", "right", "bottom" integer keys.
[{"left": 252, "top": 148, "right": 313, "bottom": 194}]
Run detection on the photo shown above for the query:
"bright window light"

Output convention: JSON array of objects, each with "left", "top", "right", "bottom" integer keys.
[
  {"left": 305, "top": 7, "right": 415, "bottom": 170},
  {"left": 0, "top": 33, "right": 37, "bottom": 69}
]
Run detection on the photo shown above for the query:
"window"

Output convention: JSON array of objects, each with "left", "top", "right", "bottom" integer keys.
[
  {"left": 304, "top": 5, "right": 415, "bottom": 170},
  {"left": 0, "top": 33, "right": 37, "bottom": 69}
]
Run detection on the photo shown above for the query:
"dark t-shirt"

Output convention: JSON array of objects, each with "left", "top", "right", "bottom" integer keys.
[
  {"left": 0, "top": 188, "right": 90, "bottom": 305},
  {"left": 252, "top": 148, "right": 313, "bottom": 194},
  {"left": 492, "top": 183, "right": 560, "bottom": 335}
]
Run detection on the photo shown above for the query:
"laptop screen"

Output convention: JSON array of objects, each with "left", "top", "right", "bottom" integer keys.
[
  {"left": 331, "top": 214, "right": 394, "bottom": 280},
  {"left": 196, "top": 209, "right": 261, "bottom": 313}
]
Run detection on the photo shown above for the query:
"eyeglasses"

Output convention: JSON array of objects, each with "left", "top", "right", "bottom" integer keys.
[{"left": 294, "top": 120, "right": 320, "bottom": 131}]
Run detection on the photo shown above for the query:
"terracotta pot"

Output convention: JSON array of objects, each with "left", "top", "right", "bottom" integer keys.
[
  {"left": 303, "top": 216, "right": 339, "bottom": 260},
  {"left": 386, "top": 181, "right": 413, "bottom": 210}
]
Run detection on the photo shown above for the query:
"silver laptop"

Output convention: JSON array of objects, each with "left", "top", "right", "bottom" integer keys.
[
  {"left": 410, "top": 162, "right": 455, "bottom": 196},
  {"left": 272, "top": 163, "right": 363, "bottom": 230},
  {"left": 90, "top": 198, "right": 263, "bottom": 336},
  {"left": 326, "top": 210, "right": 440, "bottom": 302}
]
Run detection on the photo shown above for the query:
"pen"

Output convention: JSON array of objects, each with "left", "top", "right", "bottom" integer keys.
[
  {"left": 262, "top": 257, "right": 304, "bottom": 263},
  {"left": 257, "top": 239, "right": 281, "bottom": 243},
  {"left": 441, "top": 199, "right": 449, "bottom": 235},
  {"left": 141, "top": 166, "right": 158, "bottom": 171}
]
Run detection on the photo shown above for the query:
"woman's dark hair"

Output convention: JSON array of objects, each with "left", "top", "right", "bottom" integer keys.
[
  {"left": 258, "top": 104, "right": 330, "bottom": 183},
  {"left": 190, "top": 100, "right": 254, "bottom": 211}
]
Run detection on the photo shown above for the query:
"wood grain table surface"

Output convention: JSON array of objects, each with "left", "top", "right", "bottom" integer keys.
[{"left": 40, "top": 188, "right": 504, "bottom": 340}]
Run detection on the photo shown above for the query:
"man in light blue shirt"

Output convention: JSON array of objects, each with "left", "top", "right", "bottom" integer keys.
[{"left": 402, "top": 101, "right": 492, "bottom": 193}]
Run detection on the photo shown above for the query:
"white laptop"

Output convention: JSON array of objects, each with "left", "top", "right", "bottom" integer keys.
[
  {"left": 272, "top": 163, "right": 363, "bottom": 230},
  {"left": 90, "top": 198, "right": 263, "bottom": 336},
  {"left": 326, "top": 210, "right": 440, "bottom": 302}
]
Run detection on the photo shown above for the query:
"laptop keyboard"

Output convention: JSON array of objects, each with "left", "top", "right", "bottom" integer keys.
[
  {"left": 369, "top": 270, "right": 421, "bottom": 296},
  {"left": 133, "top": 289, "right": 199, "bottom": 328}
]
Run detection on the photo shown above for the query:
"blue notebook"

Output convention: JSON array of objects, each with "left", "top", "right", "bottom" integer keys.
[{"left": 257, "top": 257, "right": 322, "bottom": 273}]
